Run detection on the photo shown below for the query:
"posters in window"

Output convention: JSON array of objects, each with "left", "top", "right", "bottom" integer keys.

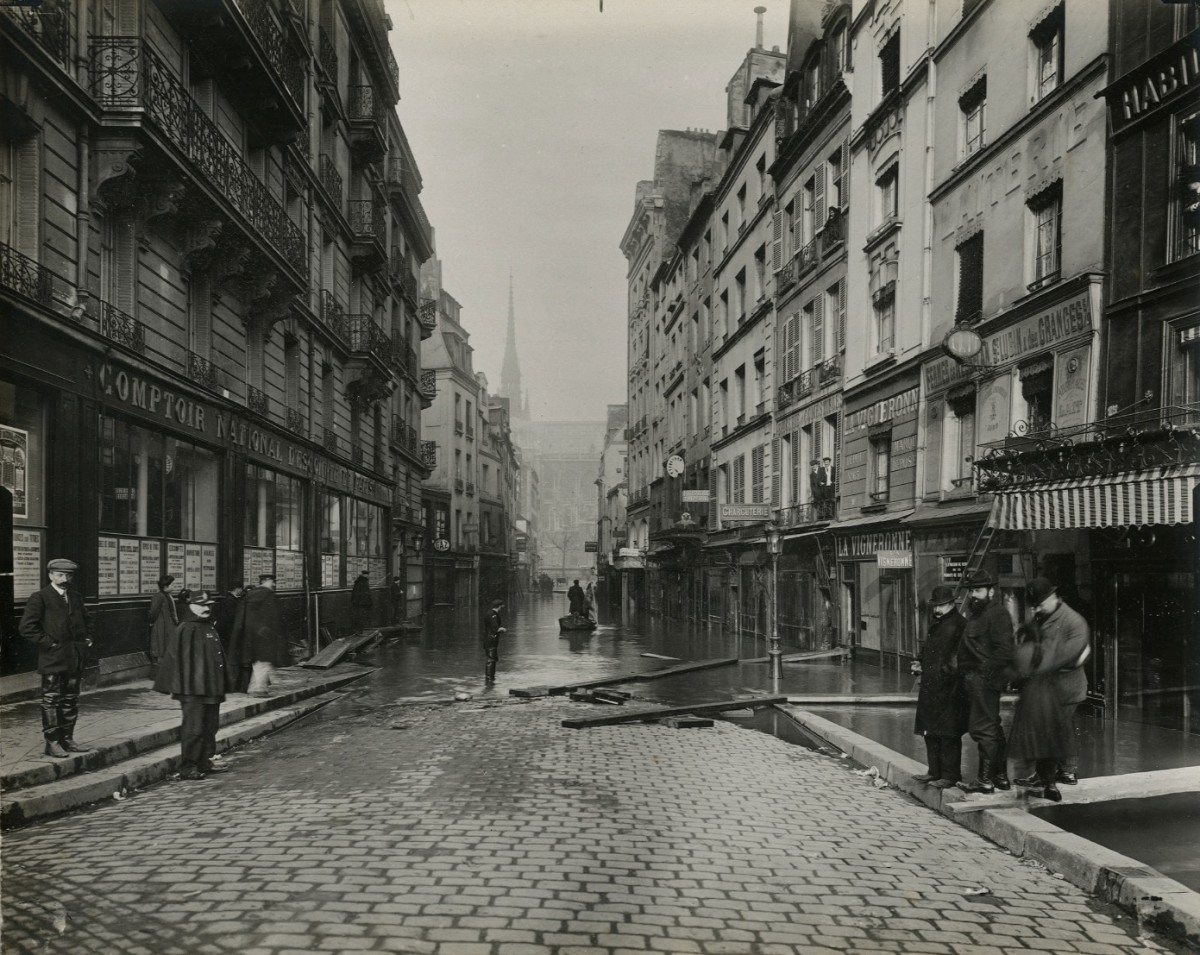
[
  {"left": 242, "top": 547, "right": 273, "bottom": 586},
  {"left": 14, "top": 528, "right": 43, "bottom": 597},
  {"left": 166, "top": 542, "right": 185, "bottom": 582},
  {"left": 184, "top": 544, "right": 202, "bottom": 591},
  {"left": 276, "top": 550, "right": 303, "bottom": 591},
  {"left": 140, "top": 540, "right": 161, "bottom": 593},
  {"left": 0, "top": 425, "right": 28, "bottom": 519},
  {"left": 201, "top": 545, "right": 217, "bottom": 590},
  {"left": 321, "top": 554, "right": 339, "bottom": 588},
  {"left": 118, "top": 538, "right": 140, "bottom": 594}
]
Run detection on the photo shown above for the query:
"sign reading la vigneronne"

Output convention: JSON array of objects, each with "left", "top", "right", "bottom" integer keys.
[{"left": 719, "top": 503, "right": 772, "bottom": 522}]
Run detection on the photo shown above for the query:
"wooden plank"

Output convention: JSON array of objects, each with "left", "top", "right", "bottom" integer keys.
[
  {"left": 300, "top": 631, "right": 381, "bottom": 669},
  {"left": 548, "top": 657, "right": 739, "bottom": 695},
  {"left": 741, "top": 647, "right": 851, "bottom": 665},
  {"left": 562, "top": 695, "right": 786, "bottom": 730},
  {"left": 640, "top": 652, "right": 681, "bottom": 660},
  {"left": 660, "top": 716, "right": 714, "bottom": 729}
]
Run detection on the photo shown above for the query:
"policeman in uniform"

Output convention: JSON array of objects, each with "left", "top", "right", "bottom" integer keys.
[{"left": 19, "top": 558, "right": 95, "bottom": 758}]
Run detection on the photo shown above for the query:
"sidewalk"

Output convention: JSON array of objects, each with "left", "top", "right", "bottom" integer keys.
[{"left": 0, "top": 663, "right": 375, "bottom": 829}]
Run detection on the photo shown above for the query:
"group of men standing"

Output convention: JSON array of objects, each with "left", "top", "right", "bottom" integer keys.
[{"left": 914, "top": 573, "right": 1091, "bottom": 802}]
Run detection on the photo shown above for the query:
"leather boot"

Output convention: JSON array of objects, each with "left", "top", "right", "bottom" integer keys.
[
  {"left": 61, "top": 739, "right": 92, "bottom": 753},
  {"left": 913, "top": 736, "right": 942, "bottom": 783},
  {"left": 484, "top": 661, "right": 496, "bottom": 683},
  {"left": 957, "top": 757, "right": 995, "bottom": 794},
  {"left": 44, "top": 741, "right": 70, "bottom": 758}
]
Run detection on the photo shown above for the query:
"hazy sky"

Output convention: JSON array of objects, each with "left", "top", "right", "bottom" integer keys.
[{"left": 388, "top": 0, "right": 789, "bottom": 421}]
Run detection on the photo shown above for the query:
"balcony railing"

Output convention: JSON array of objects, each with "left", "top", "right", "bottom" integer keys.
[
  {"left": 419, "top": 369, "right": 436, "bottom": 400},
  {"left": 465, "top": 426, "right": 475, "bottom": 440},
  {"left": 94, "top": 299, "right": 146, "bottom": 354},
  {"left": 187, "top": 351, "right": 219, "bottom": 390},
  {"left": 347, "top": 199, "right": 385, "bottom": 242},
  {"left": 418, "top": 298, "right": 438, "bottom": 331},
  {"left": 286, "top": 407, "right": 305, "bottom": 435},
  {"left": 347, "top": 85, "right": 384, "bottom": 124},
  {"left": 317, "top": 426, "right": 338, "bottom": 454},
  {"left": 320, "top": 291, "right": 350, "bottom": 345},
  {"left": 317, "top": 26, "right": 337, "bottom": 85},
  {"left": 319, "top": 154, "right": 343, "bottom": 207},
  {"left": 346, "top": 315, "right": 388, "bottom": 358},
  {"left": 454, "top": 419, "right": 464, "bottom": 435},
  {"left": 421, "top": 440, "right": 436, "bottom": 468},
  {"left": 777, "top": 501, "right": 836, "bottom": 527},
  {"left": 454, "top": 477, "right": 464, "bottom": 493},
  {"left": 2, "top": 0, "right": 71, "bottom": 65},
  {"left": 232, "top": 0, "right": 305, "bottom": 106},
  {"left": 817, "top": 355, "right": 842, "bottom": 387},
  {"left": 820, "top": 209, "right": 845, "bottom": 253},
  {"left": 247, "top": 384, "right": 269, "bottom": 417},
  {"left": 89, "top": 38, "right": 306, "bottom": 276},
  {"left": 465, "top": 482, "right": 475, "bottom": 496},
  {"left": 0, "top": 242, "right": 53, "bottom": 307},
  {"left": 797, "top": 237, "right": 819, "bottom": 277},
  {"left": 351, "top": 443, "right": 364, "bottom": 465}
]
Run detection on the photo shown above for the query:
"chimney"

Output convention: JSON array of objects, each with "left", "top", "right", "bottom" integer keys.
[{"left": 754, "top": 6, "right": 766, "bottom": 49}]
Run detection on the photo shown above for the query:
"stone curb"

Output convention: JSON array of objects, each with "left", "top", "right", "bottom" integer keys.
[
  {"left": 782, "top": 706, "right": 1200, "bottom": 951},
  {"left": 0, "top": 695, "right": 336, "bottom": 830},
  {"left": 1, "top": 667, "right": 372, "bottom": 793}
]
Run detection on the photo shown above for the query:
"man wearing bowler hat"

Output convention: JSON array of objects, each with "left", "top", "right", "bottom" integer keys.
[
  {"left": 912, "top": 585, "right": 967, "bottom": 788},
  {"left": 19, "top": 558, "right": 95, "bottom": 758},
  {"left": 1017, "top": 576, "right": 1090, "bottom": 786},
  {"left": 955, "top": 573, "right": 1016, "bottom": 793}
]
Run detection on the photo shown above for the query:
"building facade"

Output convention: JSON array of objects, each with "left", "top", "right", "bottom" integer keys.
[
  {"left": 594, "top": 404, "right": 628, "bottom": 612},
  {"left": 1, "top": 0, "right": 434, "bottom": 675}
]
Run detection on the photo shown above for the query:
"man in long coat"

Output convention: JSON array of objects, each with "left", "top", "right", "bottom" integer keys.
[
  {"left": 567, "top": 579, "right": 585, "bottom": 617},
  {"left": 956, "top": 574, "right": 1016, "bottom": 794},
  {"left": 912, "top": 585, "right": 967, "bottom": 788},
  {"left": 350, "top": 570, "right": 373, "bottom": 631},
  {"left": 147, "top": 574, "right": 178, "bottom": 667},
  {"left": 19, "top": 557, "right": 95, "bottom": 757},
  {"left": 233, "top": 574, "right": 289, "bottom": 696},
  {"left": 153, "top": 591, "right": 228, "bottom": 780}
]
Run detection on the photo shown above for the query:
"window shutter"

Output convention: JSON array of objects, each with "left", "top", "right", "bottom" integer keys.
[
  {"left": 752, "top": 446, "right": 764, "bottom": 503},
  {"left": 771, "top": 434, "right": 781, "bottom": 508},
  {"left": 14, "top": 136, "right": 40, "bottom": 259},
  {"left": 837, "top": 278, "right": 847, "bottom": 350},
  {"left": 709, "top": 465, "right": 717, "bottom": 528},
  {"left": 839, "top": 141, "right": 849, "bottom": 206},
  {"left": 115, "top": 216, "right": 137, "bottom": 314},
  {"left": 814, "top": 163, "right": 826, "bottom": 226},
  {"left": 733, "top": 456, "right": 745, "bottom": 503},
  {"left": 812, "top": 295, "right": 825, "bottom": 362},
  {"left": 790, "top": 429, "right": 799, "bottom": 507},
  {"left": 787, "top": 313, "right": 800, "bottom": 381},
  {"left": 772, "top": 210, "right": 782, "bottom": 270},
  {"left": 924, "top": 401, "right": 944, "bottom": 496}
]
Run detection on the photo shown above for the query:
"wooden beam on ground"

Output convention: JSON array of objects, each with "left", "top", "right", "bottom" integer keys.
[
  {"left": 561, "top": 695, "right": 785, "bottom": 729},
  {"left": 511, "top": 657, "right": 739, "bottom": 699},
  {"left": 301, "top": 631, "right": 381, "bottom": 669},
  {"left": 782, "top": 693, "right": 1019, "bottom": 707},
  {"left": 741, "top": 647, "right": 851, "bottom": 665}
]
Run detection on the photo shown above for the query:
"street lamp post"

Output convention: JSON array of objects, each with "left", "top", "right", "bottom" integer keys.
[{"left": 765, "top": 524, "right": 783, "bottom": 687}]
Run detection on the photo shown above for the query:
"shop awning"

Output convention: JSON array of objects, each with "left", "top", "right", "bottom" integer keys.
[
  {"left": 902, "top": 500, "right": 994, "bottom": 527},
  {"left": 830, "top": 508, "right": 914, "bottom": 532},
  {"left": 992, "top": 464, "right": 1200, "bottom": 530}
]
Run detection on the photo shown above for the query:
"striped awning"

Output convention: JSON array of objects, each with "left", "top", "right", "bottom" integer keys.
[{"left": 992, "top": 464, "right": 1200, "bottom": 530}]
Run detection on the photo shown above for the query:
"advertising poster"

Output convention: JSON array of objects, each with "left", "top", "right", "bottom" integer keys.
[
  {"left": 1054, "top": 345, "right": 1091, "bottom": 431},
  {"left": 140, "top": 539, "right": 161, "bottom": 593},
  {"left": 14, "top": 528, "right": 44, "bottom": 597},
  {"left": 184, "top": 543, "right": 202, "bottom": 591},
  {"left": 0, "top": 425, "right": 29, "bottom": 518},
  {"left": 118, "top": 538, "right": 140, "bottom": 594},
  {"left": 166, "top": 542, "right": 185, "bottom": 583},
  {"left": 201, "top": 545, "right": 217, "bottom": 590},
  {"left": 321, "top": 555, "right": 339, "bottom": 588},
  {"left": 276, "top": 550, "right": 304, "bottom": 591},
  {"left": 977, "top": 375, "right": 1012, "bottom": 448}
]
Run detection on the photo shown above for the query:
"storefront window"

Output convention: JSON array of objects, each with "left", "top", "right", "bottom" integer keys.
[
  {"left": 97, "top": 414, "right": 218, "bottom": 596},
  {"left": 2, "top": 380, "right": 47, "bottom": 598},
  {"left": 244, "top": 465, "right": 305, "bottom": 589},
  {"left": 321, "top": 491, "right": 344, "bottom": 588}
]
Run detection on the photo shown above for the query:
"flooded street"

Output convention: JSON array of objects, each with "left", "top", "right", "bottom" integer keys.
[{"left": 339, "top": 594, "right": 913, "bottom": 708}]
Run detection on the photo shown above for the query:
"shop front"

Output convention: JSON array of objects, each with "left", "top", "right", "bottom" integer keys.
[
  {"left": 833, "top": 521, "right": 916, "bottom": 669},
  {"left": 1, "top": 341, "right": 394, "bottom": 674}
]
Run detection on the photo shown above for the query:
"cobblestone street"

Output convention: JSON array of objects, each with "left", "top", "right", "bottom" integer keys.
[{"left": 1, "top": 695, "right": 1182, "bottom": 955}]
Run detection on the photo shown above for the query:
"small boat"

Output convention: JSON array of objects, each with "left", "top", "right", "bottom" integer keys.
[{"left": 559, "top": 614, "right": 597, "bottom": 632}]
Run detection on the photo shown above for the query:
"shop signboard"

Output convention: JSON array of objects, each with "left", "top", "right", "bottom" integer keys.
[
  {"left": 97, "top": 537, "right": 118, "bottom": 596},
  {"left": 584, "top": 541, "right": 598, "bottom": 553},
  {"left": 941, "top": 556, "right": 968, "bottom": 581},
  {"left": 877, "top": 549, "right": 912, "bottom": 569},
  {"left": 719, "top": 503, "right": 771, "bottom": 522},
  {"left": 681, "top": 489, "right": 710, "bottom": 503},
  {"left": 836, "top": 529, "right": 912, "bottom": 560},
  {"left": 14, "top": 528, "right": 43, "bottom": 597},
  {"left": 140, "top": 540, "right": 161, "bottom": 593},
  {"left": 1054, "top": 345, "right": 1092, "bottom": 431}
]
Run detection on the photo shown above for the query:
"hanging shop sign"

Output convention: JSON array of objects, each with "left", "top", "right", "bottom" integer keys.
[
  {"left": 432, "top": 538, "right": 451, "bottom": 552},
  {"left": 681, "top": 489, "right": 710, "bottom": 503},
  {"left": 836, "top": 529, "right": 911, "bottom": 559},
  {"left": 877, "top": 549, "right": 912, "bottom": 569},
  {"left": 719, "top": 503, "right": 772, "bottom": 522}
]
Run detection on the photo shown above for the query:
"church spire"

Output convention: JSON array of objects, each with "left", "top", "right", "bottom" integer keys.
[{"left": 500, "top": 272, "right": 524, "bottom": 414}]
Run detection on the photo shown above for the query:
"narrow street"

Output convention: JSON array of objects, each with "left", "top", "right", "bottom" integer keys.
[{"left": 1, "top": 599, "right": 1187, "bottom": 955}]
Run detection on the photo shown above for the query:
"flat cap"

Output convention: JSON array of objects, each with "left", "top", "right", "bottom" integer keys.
[{"left": 46, "top": 558, "right": 78, "bottom": 572}]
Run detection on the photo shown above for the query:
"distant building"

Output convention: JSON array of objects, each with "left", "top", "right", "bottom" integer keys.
[{"left": 595, "top": 404, "right": 629, "bottom": 610}]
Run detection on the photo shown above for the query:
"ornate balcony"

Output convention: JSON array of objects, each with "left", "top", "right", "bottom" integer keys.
[
  {"left": 247, "top": 384, "right": 269, "bottom": 417},
  {"left": 347, "top": 199, "right": 386, "bottom": 271},
  {"left": 351, "top": 443, "right": 364, "bottom": 466},
  {"left": 317, "top": 26, "right": 337, "bottom": 89},
  {"left": 347, "top": 86, "right": 387, "bottom": 164},
  {"left": 421, "top": 440, "right": 436, "bottom": 469},
  {"left": 89, "top": 38, "right": 306, "bottom": 280},
  {"left": 286, "top": 406, "right": 305, "bottom": 435},
  {"left": 317, "top": 425, "right": 338, "bottom": 455},
  {"left": 231, "top": 0, "right": 305, "bottom": 109},
  {"left": 320, "top": 291, "right": 350, "bottom": 347},
  {"left": 820, "top": 209, "right": 846, "bottom": 253},
  {"left": 776, "top": 258, "right": 796, "bottom": 294},
  {"left": 419, "top": 369, "right": 436, "bottom": 402},
  {"left": 343, "top": 0, "right": 400, "bottom": 103},
  {"left": 454, "top": 477, "right": 464, "bottom": 493},
  {"left": 777, "top": 501, "right": 836, "bottom": 527},
  {"left": 319, "top": 154, "right": 343, "bottom": 210},
  {"left": 817, "top": 355, "right": 842, "bottom": 387},
  {"left": 418, "top": 298, "right": 438, "bottom": 332},
  {"left": 187, "top": 351, "right": 219, "bottom": 390},
  {"left": 2, "top": 0, "right": 71, "bottom": 66},
  {"left": 797, "top": 237, "right": 819, "bottom": 277},
  {"left": 0, "top": 242, "right": 53, "bottom": 307},
  {"left": 94, "top": 299, "right": 147, "bottom": 354}
]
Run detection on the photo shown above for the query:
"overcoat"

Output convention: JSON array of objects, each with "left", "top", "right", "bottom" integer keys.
[
  {"left": 351, "top": 574, "right": 372, "bottom": 608},
  {"left": 1007, "top": 628, "right": 1078, "bottom": 760},
  {"left": 153, "top": 609, "right": 228, "bottom": 702},
  {"left": 481, "top": 607, "right": 504, "bottom": 650},
  {"left": 19, "top": 584, "right": 94, "bottom": 674},
  {"left": 147, "top": 590, "right": 178, "bottom": 661},
  {"left": 230, "top": 587, "right": 290, "bottom": 666},
  {"left": 914, "top": 609, "right": 967, "bottom": 736},
  {"left": 957, "top": 600, "right": 1015, "bottom": 690},
  {"left": 1037, "top": 601, "right": 1090, "bottom": 706}
]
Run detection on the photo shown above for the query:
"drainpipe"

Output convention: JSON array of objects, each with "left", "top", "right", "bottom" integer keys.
[{"left": 76, "top": 127, "right": 90, "bottom": 309}]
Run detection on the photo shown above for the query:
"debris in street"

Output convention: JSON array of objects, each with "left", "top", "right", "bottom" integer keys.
[
  {"left": 640, "top": 652, "right": 680, "bottom": 660},
  {"left": 964, "top": 887, "right": 990, "bottom": 896},
  {"left": 509, "top": 687, "right": 552, "bottom": 699},
  {"left": 569, "top": 689, "right": 622, "bottom": 704},
  {"left": 514, "top": 657, "right": 740, "bottom": 701},
  {"left": 301, "top": 631, "right": 382, "bottom": 669},
  {"left": 659, "top": 716, "right": 713, "bottom": 729},
  {"left": 453, "top": 691, "right": 472, "bottom": 701},
  {"left": 561, "top": 695, "right": 785, "bottom": 729},
  {"left": 721, "top": 708, "right": 756, "bottom": 718}
]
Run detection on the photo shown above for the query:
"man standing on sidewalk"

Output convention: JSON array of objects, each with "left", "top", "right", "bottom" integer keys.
[
  {"left": 154, "top": 591, "right": 229, "bottom": 780},
  {"left": 481, "top": 598, "right": 506, "bottom": 684},
  {"left": 240, "top": 574, "right": 288, "bottom": 697},
  {"left": 19, "top": 558, "right": 95, "bottom": 758},
  {"left": 956, "top": 574, "right": 1015, "bottom": 794},
  {"left": 912, "top": 585, "right": 967, "bottom": 789},
  {"left": 350, "top": 570, "right": 373, "bottom": 632}
]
